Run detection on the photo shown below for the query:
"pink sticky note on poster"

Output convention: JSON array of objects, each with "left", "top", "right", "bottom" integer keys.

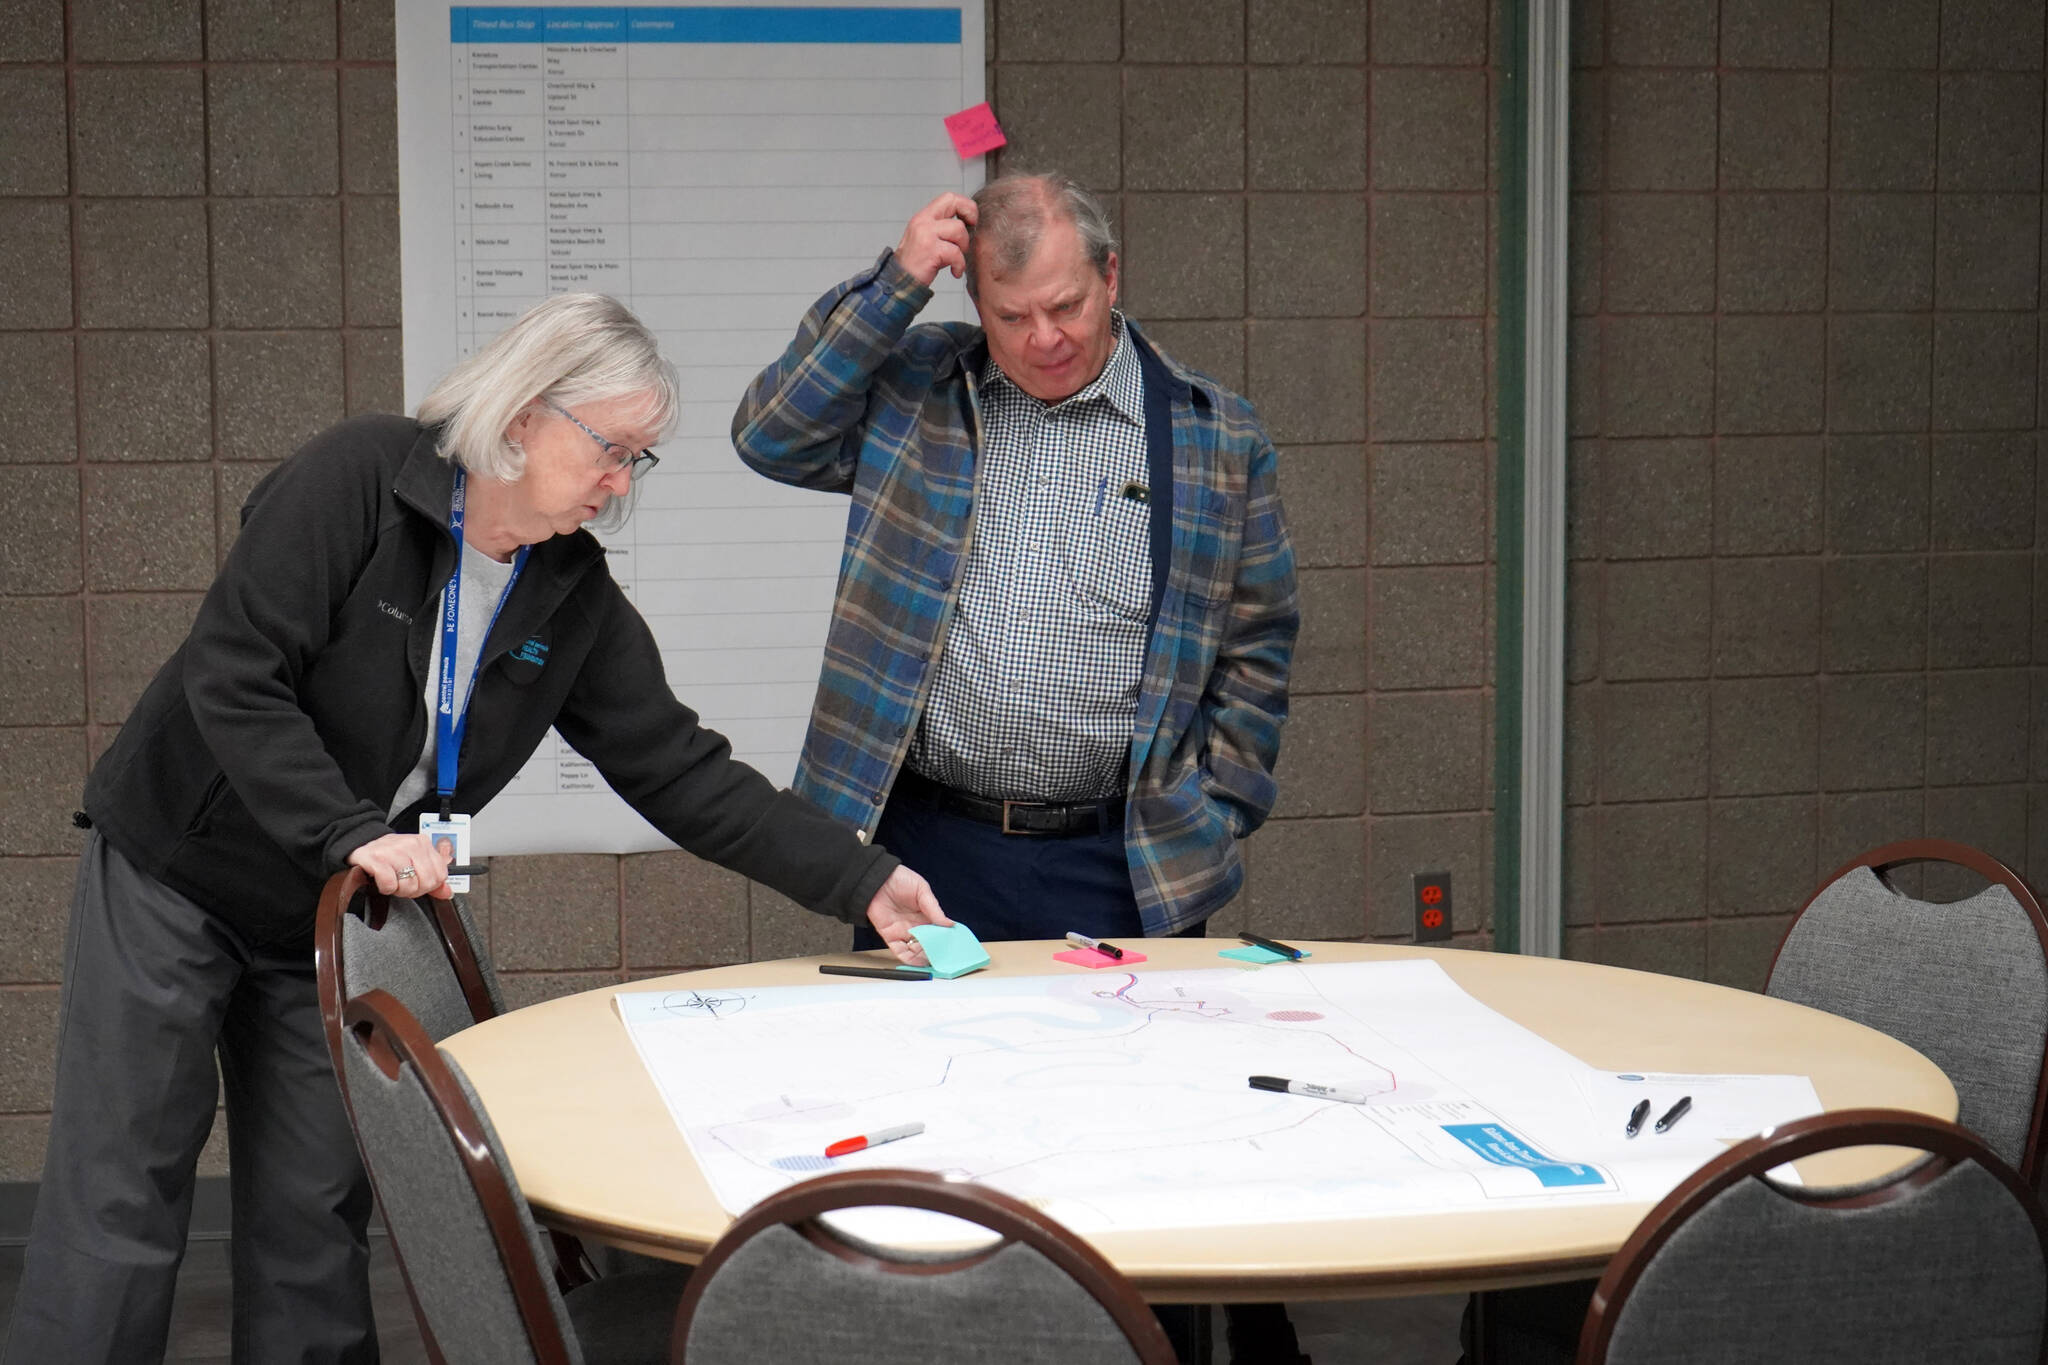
[
  {"left": 1054, "top": 947, "right": 1147, "bottom": 970},
  {"left": 945, "top": 103, "right": 1007, "bottom": 158}
]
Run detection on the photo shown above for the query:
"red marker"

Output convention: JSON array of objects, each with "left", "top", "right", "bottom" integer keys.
[{"left": 823, "top": 1121, "right": 924, "bottom": 1159}]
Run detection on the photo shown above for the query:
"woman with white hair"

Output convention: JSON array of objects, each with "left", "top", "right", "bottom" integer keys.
[{"left": 4, "top": 293, "right": 949, "bottom": 1364}]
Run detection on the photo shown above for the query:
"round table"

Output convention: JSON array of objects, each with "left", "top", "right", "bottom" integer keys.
[{"left": 440, "top": 940, "right": 1955, "bottom": 1302}]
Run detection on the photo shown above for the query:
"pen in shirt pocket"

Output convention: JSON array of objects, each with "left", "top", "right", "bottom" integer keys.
[{"left": 1094, "top": 473, "right": 1108, "bottom": 516}]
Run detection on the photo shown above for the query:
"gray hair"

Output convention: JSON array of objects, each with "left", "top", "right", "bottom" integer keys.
[
  {"left": 415, "top": 292, "right": 679, "bottom": 483},
  {"left": 964, "top": 171, "right": 1117, "bottom": 300}
]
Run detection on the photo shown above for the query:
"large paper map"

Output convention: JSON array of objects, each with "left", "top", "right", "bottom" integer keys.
[{"left": 616, "top": 959, "right": 1822, "bottom": 1235}]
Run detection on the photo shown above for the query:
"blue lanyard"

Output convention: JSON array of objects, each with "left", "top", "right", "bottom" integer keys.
[{"left": 437, "top": 468, "right": 528, "bottom": 818}]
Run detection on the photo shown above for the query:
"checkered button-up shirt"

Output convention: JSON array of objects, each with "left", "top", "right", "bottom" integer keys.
[{"left": 908, "top": 315, "right": 1150, "bottom": 801}]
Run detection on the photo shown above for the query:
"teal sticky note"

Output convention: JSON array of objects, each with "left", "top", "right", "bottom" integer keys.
[
  {"left": 1219, "top": 945, "right": 1312, "bottom": 965},
  {"left": 909, "top": 922, "right": 991, "bottom": 979}
]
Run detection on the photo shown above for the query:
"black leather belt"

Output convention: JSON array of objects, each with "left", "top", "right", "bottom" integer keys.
[{"left": 892, "top": 768, "right": 1125, "bottom": 837}]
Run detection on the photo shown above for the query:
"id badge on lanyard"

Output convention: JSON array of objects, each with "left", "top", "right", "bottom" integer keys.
[{"left": 426, "top": 467, "right": 527, "bottom": 893}]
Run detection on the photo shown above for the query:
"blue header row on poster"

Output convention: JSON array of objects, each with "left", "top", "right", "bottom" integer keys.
[{"left": 450, "top": 6, "right": 961, "bottom": 43}]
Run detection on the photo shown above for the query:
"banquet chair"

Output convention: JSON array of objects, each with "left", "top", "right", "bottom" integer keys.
[
  {"left": 1765, "top": 838, "right": 2048, "bottom": 1181},
  {"left": 670, "top": 1167, "right": 1177, "bottom": 1365},
  {"left": 1576, "top": 1108, "right": 2048, "bottom": 1364},
  {"left": 338, "top": 986, "right": 684, "bottom": 1365}
]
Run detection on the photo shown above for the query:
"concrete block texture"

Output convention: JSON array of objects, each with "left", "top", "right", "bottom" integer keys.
[
  {"left": 1938, "top": 73, "right": 2043, "bottom": 192},
  {"left": 0, "top": 989, "right": 60, "bottom": 1113},
  {"left": 1369, "top": 443, "right": 1486, "bottom": 565},
  {"left": 1931, "top": 433, "right": 2035, "bottom": 550},
  {"left": 1368, "top": 567, "right": 1485, "bottom": 690},
  {"left": 214, "top": 462, "right": 277, "bottom": 565},
  {"left": 1124, "top": 68, "right": 1243, "bottom": 191},
  {"left": 1940, "top": 0, "right": 2046, "bottom": 70},
  {"left": 0, "top": 729, "right": 86, "bottom": 857},
  {"left": 207, "top": 67, "right": 338, "bottom": 197},
  {"left": 1831, "top": 72, "right": 1937, "bottom": 191},
  {"left": 203, "top": 0, "right": 334, "bottom": 59},
  {"left": 1818, "top": 790, "right": 1924, "bottom": 876},
  {"left": 1829, "top": 195, "right": 1934, "bottom": 311},
  {"left": 1247, "top": 0, "right": 1368, "bottom": 63},
  {"left": 488, "top": 854, "right": 621, "bottom": 970},
  {"left": 1367, "top": 691, "right": 1484, "bottom": 814},
  {"left": 1595, "top": 800, "right": 1708, "bottom": 924},
  {"left": 1600, "top": 438, "right": 1711, "bottom": 559},
  {"left": 0, "top": 467, "right": 80, "bottom": 594},
  {"left": 0, "top": 0, "right": 62, "bottom": 59},
  {"left": 1819, "top": 673, "right": 1927, "bottom": 791},
  {"left": 1606, "top": 72, "right": 1717, "bottom": 191},
  {"left": 1927, "top": 554, "right": 2033, "bottom": 668},
  {"left": 342, "top": 67, "right": 399, "bottom": 196},
  {"left": 1270, "top": 693, "right": 1365, "bottom": 817},
  {"left": 74, "top": 68, "right": 203, "bottom": 197},
  {"left": 1604, "top": 194, "right": 1714, "bottom": 313},
  {"left": 1719, "top": 0, "right": 1828, "bottom": 69},
  {"left": 748, "top": 885, "right": 847, "bottom": 961},
  {"left": 1708, "top": 796, "right": 1816, "bottom": 917},
  {"left": 1365, "top": 812, "right": 1486, "bottom": 937},
  {"left": 0, "top": 333, "right": 75, "bottom": 465},
  {"left": 1249, "top": 67, "right": 1364, "bottom": 191},
  {"left": 1369, "top": 317, "right": 1485, "bottom": 442},
  {"left": 1292, "top": 567, "right": 1366, "bottom": 694},
  {"left": 84, "top": 465, "right": 215, "bottom": 592},
  {"left": 1247, "top": 319, "right": 1367, "bottom": 443},
  {"left": 1121, "top": 194, "right": 1245, "bottom": 320},
  {"left": 1602, "top": 315, "right": 1714, "bottom": 436},
  {"left": 1714, "top": 436, "right": 1822, "bottom": 556},
  {"left": 1712, "top": 557, "right": 1821, "bottom": 676},
  {"left": 76, "top": 199, "right": 206, "bottom": 329},
  {"left": 1831, "top": 0, "right": 1937, "bottom": 69},
  {"left": 0, "top": 70, "right": 67, "bottom": 197},
  {"left": 1244, "top": 817, "right": 1365, "bottom": 940},
  {"left": 1124, "top": 0, "right": 1242, "bottom": 62},
  {"left": 1826, "top": 313, "right": 1932, "bottom": 433},
  {"left": 1564, "top": 922, "right": 1708, "bottom": 980},
  {"left": 340, "top": 0, "right": 395, "bottom": 60},
  {"left": 215, "top": 332, "right": 345, "bottom": 464},
  {"left": 1371, "top": 69, "right": 1488, "bottom": 191},
  {"left": 1935, "top": 195, "right": 2041, "bottom": 311},
  {"left": 345, "top": 329, "right": 405, "bottom": 417},
  {"left": 1715, "top": 315, "right": 1825, "bottom": 435},
  {"left": 994, "top": 65, "right": 1120, "bottom": 191},
  {"left": 1603, "top": 559, "right": 1710, "bottom": 680},
  {"left": 72, "top": 0, "right": 201, "bottom": 60},
  {"left": 0, "top": 598, "right": 82, "bottom": 726},
  {"left": 1276, "top": 444, "right": 1368, "bottom": 567},
  {"left": 1608, "top": 0, "right": 1718, "bottom": 66},
  {"left": 1826, "top": 434, "right": 1929, "bottom": 553},
  {"left": 80, "top": 333, "right": 211, "bottom": 463},
  {"left": 996, "top": 0, "right": 1120, "bottom": 61},
  {"left": 1141, "top": 320, "right": 1243, "bottom": 390},
  {"left": 1924, "top": 785, "right": 2028, "bottom": 898},
  {"left": 88, "top": 594, "right": 202, "bottom": 724},
  {"left": 1250, "top": 194, "right": 1369, "bottom": 318},
  {"left": 0, "top": 202, "right": 71, "bottom": 329},
  {"left": 1822, "top": 555, "right": 1928, "bottom": 673},
  {"left": 1571, "top": 72, "right": 1604, "bottom": 192},
  {"left": 0, "top": 859, "right": 75, "bottom": 984},
  {"left": 1932, "top": 313, "right": 2037, "bottom": 431},
  {"left": 1362, "top": 193, "right": 1486, "bottom": 318},
  {"left": 344, "top": 198, "right": 402, "bottom": 328},
  {"left": 621, "top": 851, "right": 748, "bottom": 968},
  {"left": 1706, "top": 913, "right": 1794, "bottom": 992},
  {"left": 211, "top": 199, "right": 342, "bottom": 329},
  {"left": 1373, "top": 0, "right": 1486, "bottom": 65},
  {"left": 1711, "top": 676, "right": 1820, "bottom": 796},
  {"left": 1598, "top": 680, "right": 1708, "bottom": 802},
  {"left": 1719, "top": 73, "right": 1828, "bottom": 190}
]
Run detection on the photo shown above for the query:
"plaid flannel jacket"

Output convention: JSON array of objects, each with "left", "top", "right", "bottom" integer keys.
[{"left": 731, "top": 250, "right": 1298, "bottom": 934}]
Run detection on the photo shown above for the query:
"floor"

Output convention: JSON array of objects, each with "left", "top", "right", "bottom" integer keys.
[{"left": 0, "top": 1235, "right": 1468, "bottom": 1363}]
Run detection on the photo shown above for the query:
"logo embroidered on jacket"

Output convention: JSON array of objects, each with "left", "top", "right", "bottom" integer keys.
[
  {"left": 376, "top": 600, "right": 412, "bottom": 624},
  {"left": 510, "top": 638, "right": 549, "bottom": 667}
]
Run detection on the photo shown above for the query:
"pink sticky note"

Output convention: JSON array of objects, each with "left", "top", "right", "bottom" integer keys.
[
  {"left": 1054, "top": 947, "right": 1147, "bottom": 970},
  {"left": 944, "top": 103, "right": 1007, "bottom": 158}
]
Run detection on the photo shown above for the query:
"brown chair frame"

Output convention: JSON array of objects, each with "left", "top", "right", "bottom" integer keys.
[
  {"left": 1766, "top": 838, "right": 2048, "bottom": 1183},
  {"left": 668, "top": 1167, "right": 1177, "bottom": 1365},
  {"left": 1576, "top": 1108, "right": 2048, "bottom": 1365},
  {"left": 344, "top": 987, "right": 598, "bottom": 1365}
]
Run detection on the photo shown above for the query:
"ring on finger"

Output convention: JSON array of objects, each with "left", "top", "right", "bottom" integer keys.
[{"left": 397, "top": 867, "right": 417, "bottom": 879}]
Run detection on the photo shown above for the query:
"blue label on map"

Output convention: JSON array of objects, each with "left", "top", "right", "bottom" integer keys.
[{"left": 1441, "top": 1123, "right": 1606, "bottom": 1188}]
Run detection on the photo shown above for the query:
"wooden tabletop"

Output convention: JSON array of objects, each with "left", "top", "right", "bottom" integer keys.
[{"left": 441, "top": 939, "right": 1956, "bottom": 1302}]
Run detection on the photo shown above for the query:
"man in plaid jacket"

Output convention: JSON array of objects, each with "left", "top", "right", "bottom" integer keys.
[{"left": 732, "top": 169, "right": 1304, "bottom": 1363}]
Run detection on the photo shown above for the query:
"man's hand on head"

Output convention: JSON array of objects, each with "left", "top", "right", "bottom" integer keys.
[{"left": 894, "top": 192, "right": 979, "bottom": 288}]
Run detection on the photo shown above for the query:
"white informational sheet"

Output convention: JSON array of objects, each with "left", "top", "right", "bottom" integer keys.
[
  {"left": 395, "top": 2, "right": 985, "bottom": 852},
  {"left": 615, "top": 960, "right": 1825, "bottom": 1238}
]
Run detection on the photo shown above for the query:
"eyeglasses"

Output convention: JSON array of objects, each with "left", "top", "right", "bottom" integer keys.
[{"left": 540, "top": 397, "right": 660, "bottom": 481}]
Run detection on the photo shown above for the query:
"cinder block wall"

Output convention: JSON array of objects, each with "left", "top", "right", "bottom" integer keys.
[{"left": 1562, "top": 0, "right": 2048, "bottom": 983}]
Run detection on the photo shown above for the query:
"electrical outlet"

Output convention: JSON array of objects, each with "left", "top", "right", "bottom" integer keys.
[{"left": 1414, "top": 872, "right": 1452, "bottom": 943}]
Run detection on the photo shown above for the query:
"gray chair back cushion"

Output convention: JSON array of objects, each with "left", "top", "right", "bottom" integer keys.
[
  {"left": 340, "top": 894, "right": 504, "bottom": 1042},
  {"left": 1768, "top": 868, "right": 2048, "bottom": 1167},
  {"left": 1605, "top": 1161, "right": 2047, "bottom": 1364},
  {"left": 682, "top": 1222, "right": 1144, "bottom": 1365},
  {"left": 340, "top": 1028, "right": 579, "bottom": 1365}
]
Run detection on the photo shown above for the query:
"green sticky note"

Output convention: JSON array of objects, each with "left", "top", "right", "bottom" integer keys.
[
  {"left": 1219, "top": 944, "right": 1311, "bottom": 965},
  {"left": 909, "top": 922, "right": 991, "bottom": 979}
]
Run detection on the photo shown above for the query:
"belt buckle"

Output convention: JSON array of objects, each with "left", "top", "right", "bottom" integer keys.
[{"left": 1000, "top": 799, "right": 1048, "bottom": 836}]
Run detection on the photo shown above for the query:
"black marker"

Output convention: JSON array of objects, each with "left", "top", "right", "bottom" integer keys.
[
  {"left": 1239, "top": 932, "right": 1304, "bottom": 960},
  {"left": 1065, "top": 931, "right": 1125, "bottom": 959},
  {"left": 818, "top": 964, "right": 932, "bottom": 981},
  {"left": 1653, "top": 1096, "right": 1692, "bottom": 1134},
  {"left": 1624, "top": 1098, "right": 1651, "bottom": 1139},
  {"left": 448, "top": 864, "right": 486, "bottom": 876}
]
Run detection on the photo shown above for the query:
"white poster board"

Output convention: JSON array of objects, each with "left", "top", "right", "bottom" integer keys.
[{"left": 395, "top": 2, "right": 985, "bottom": 852}]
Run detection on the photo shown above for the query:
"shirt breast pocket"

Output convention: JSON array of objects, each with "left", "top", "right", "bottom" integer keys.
[{"left": 1061, "top": 488, "right": 1152, "bottom": 621}]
